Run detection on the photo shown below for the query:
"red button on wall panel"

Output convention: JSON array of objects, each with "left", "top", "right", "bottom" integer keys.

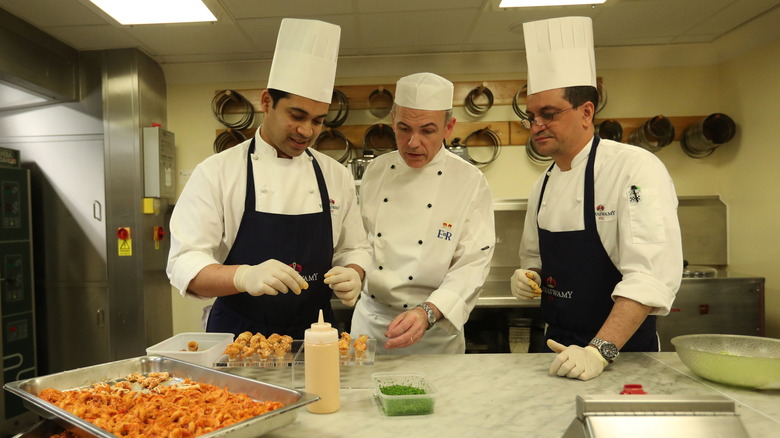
[{"left": 153, "top": 226, "right": 165, "bottom": 242}]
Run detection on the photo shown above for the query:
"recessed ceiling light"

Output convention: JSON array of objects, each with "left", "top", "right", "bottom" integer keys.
[
  {"left": 89, "top": 0, "right": 217, "bottom": 25},
  {"left": 499, "top": 0, "right": 607, "bottom": 7}
]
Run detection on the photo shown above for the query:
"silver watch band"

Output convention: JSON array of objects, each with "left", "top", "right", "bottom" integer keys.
[{"left": 417, "top": 303, "right": 436, "bottom": 329}]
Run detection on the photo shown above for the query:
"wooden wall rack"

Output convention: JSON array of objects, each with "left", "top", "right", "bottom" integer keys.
[{"left": 214, "top": 80, "right": 704, "bottom": 151}]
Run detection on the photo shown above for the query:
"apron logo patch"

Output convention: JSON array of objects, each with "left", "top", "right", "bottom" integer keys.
[
  {"left": 289, "top": 262, "right": 319, "bottom": 282},
  {"left": 542, "top": 276, "right": 574, "bottom": 298},
  {"left": 594, "top": 204, "right": 616, "bottom": 221},
  {"left": 437, "top": 222, "right": 454, "bottom": 241}
]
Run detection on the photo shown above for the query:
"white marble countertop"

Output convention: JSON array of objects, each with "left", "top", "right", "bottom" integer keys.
[{"left": 229, "top": 352, "right": 780, "bottom": 438}]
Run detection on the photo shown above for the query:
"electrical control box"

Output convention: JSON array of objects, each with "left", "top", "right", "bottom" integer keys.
[{"left": 143, "top": 127, "right": 176, "bottom": 199}]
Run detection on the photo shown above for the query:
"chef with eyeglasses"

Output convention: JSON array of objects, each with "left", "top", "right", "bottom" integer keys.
[{"left": 511, "top": 17, "right": 683, "bottom": 380}]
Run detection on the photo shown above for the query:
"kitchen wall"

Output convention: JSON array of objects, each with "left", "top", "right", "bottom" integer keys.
[
  {"left": 718, "top": 39, "right": 780, "bottom": 338},
  {"left": 165, "top": 24, "right": 780, "bottom": 338}
]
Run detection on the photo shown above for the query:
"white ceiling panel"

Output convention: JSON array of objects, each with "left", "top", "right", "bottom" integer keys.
[
  {"left": 0, "top": 0, "right": 104, "bottom": 27},
  {"left": 0, "top": 0, "right": 778, "bottom": 67},
  {"left": 594, "top": 0, "right": 734, "bottom": 41},
  {"left": 153, "top": 51, "right": 260, "bottom": 65},
  {"left": 129, "top": 22, "right": 255, "bottom": 56},
  {"left": 681, "top": 0, "right": 780, "bottom": 37},
  {"left": 355, "top": 0, "right": 483, "bottom": 14},
  {"left": 357, "top": 10, "right": 476, "bottom": 50},
  {"left": 466, "top": 7, "right": 599, "bottom": 45},
  {"left": 364, "top": 44, "right": 467, "bottom": 57},
  {"left": 239, "top": 13, "right": 358, "bottom": 53},
  {"left": 221, "top": 0, "right": 354, "bottom": 18},
  {"left": 42, "top": 25, "right": 140, "bottom": 50}
]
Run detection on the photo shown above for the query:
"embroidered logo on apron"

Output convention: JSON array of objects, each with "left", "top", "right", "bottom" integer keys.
[
  {"left": 542, "top": 276, "right": 575, "bottom": 299},
  {"left": 290, "top": 261, "right": 320, "bottom": 282}
]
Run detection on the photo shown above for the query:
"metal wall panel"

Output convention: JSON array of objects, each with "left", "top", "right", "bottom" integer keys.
[{"left": 101, "top": 48, "right": 172, "bottom": 361}]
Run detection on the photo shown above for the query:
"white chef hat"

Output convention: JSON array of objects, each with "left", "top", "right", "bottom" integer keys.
[
  {"left": 523, "top": 16, "right": 597, "bottom": 95},
  {"left": 394, "top": 72, "right": 454, "bottom": 111},
  {"left": 267, "top": 18, "right": 341, "bottom": 104}
]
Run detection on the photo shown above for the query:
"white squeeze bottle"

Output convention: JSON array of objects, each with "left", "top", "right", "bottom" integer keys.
[{"left": 304, "top": 309, "right": 340, "bottom": 413}]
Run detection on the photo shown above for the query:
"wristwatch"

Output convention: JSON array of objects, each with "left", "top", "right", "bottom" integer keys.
[
  {"left": 416, "top": 303, "right": 437, "bottom": 330},
  {"left": 589, "top": 337, "right": 619, "bottom": 362}
]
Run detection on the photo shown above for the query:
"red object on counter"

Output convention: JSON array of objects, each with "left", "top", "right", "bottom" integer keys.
[{"left": 620, "top": 384, "right": 647, "bottom": 394}]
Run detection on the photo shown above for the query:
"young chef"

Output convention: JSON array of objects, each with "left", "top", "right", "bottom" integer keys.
[
  {"left": 352, "top": 72, "right": 496, "bottom": 354},
  {"left": 510, "top": 17, "right": 682, "bottom": 380},
  {"left": 166, "top": 18, "right": 370, "bottom": 339}
]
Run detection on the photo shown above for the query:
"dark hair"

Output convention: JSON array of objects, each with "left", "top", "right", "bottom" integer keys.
[
  {"left": 267, "top": 88, "right": 290, "bottom": 108},
  {"left": 563, "top": 86, "right": 599, "bottom": 120}
]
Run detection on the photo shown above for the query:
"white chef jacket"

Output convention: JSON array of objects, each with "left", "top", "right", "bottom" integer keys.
[
  {"left": 353, "top": 147, "right": 495, "bottom": 353},
  {"left": 519, "top": 138, "right": 682, "bottom": 314},
  {"left": 167, "top": 130, "right": 371, "bottom": 296}
]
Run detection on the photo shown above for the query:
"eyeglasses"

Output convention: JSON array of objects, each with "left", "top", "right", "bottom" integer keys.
[{"left": 521, "top": 107, "right": 574, "bottom": 129}]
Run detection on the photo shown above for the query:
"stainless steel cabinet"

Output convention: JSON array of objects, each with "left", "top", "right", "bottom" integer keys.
[
  {"left": 1, "top": 49, "right": 173, "bottom": 376},
  {"left": 656, "top": 277, "right": 764, "bottom": 351}
]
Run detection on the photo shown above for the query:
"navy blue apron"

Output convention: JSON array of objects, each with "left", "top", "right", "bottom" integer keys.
[
  {"left": 206, "top": 139, "right": 335, "bottom": 339},
  {"left": 538, "top": 136, "right": 657, "bottom": 352}
]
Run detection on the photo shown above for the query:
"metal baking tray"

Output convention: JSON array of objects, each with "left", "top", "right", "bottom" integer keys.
[{"left": 4, "top": 355, "right": 318, "bottom": 438}]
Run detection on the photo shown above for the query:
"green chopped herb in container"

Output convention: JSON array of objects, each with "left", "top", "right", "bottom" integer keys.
[
  {"left": 380, "top": 384, "right": 426, "bottom": 396},
  {"left": 372, "top": 373, "right": 438, "bottom": 416}
]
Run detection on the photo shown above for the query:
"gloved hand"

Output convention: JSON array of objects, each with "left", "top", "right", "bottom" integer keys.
[
  {"left": 511, "top": 269, "right": 542, "bottom": 299},
  {"left": 233, "top": 260, "right": 308, "bottom": 296},
  {"left": 323, "top": 266, "right": 362, "bottom": 307},
  {"left": 547, "top": 339, "right": 608, "bottom": 381}
]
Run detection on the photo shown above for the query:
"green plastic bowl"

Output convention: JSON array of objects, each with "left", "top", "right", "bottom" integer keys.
[{"left": 672, "top": 334, "right": 780, "bottom": 389}]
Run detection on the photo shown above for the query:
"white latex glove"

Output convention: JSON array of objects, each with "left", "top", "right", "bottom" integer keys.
[
  {"left": 547, "top": 339, "right": 608, "bottom": 381},
  {"left": 323, "top": 266, "right": 362, "bottom": 307},
  {"left": 233, "top": 260, "right": 308, "bottom": 296},
  {"left": 510, "top": 269, "right": 542, "bottom": 299}
]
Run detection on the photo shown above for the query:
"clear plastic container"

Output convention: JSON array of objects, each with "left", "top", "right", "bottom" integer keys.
[
  {"left": 372, "top": 372, "right": 438, "bottom": 416},
  {"left": 146, "top": 332, "right": 233, "bottom": 367}
]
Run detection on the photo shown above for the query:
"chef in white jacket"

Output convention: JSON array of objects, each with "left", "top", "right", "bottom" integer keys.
[
  {"left": 352, "top": 72, "right": 496, "bottom": 354},
  {"left": 167, "top": 19, "right": 370, "bottom": 339},
  {"left": 511, "top": 17, "right": 682, "bottom": 380}
]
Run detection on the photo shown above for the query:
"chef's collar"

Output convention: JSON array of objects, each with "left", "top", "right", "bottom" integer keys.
[
  {"left": 253, "top": 130, "right": 309, "bottom": 161},
  {"left": 561, "top": 136, "right": 595, "bottom": 171},
  {"left": 394, "top": 143, "right": 448, "bottom": 170}
]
